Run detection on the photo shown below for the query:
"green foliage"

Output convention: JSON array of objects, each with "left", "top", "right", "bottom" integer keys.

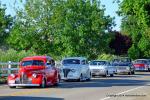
[
  {"left": 0, "top": 49, "right": 36, "bottom": 62},
  {"left": 0, "top": 3, "right": 13, "bottom": 47},
  {"left": 128, "top": 45, "right": 140, "bottom": 59},
  {"left": 119, "top": 0, "right": 150, "bottom": 59},
  {"left": 97, "top": 53, "right": 116, "bottom": 61},
  {"left": 8, "top": 0, "right": 114, "bottom": 59}
]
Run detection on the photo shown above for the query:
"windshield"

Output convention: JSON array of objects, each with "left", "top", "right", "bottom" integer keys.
[
  {"left": 62, "top": 59, "right": 80, "bottom": 64},
  {"left": 90, "top": 61, "right": 107, "bottom": 65},
  {"left": 113, "top": 58, "right": 131, "bottom": 63},
  {"left": 21, "top": 60, "right": 44, "bottom": 66}
]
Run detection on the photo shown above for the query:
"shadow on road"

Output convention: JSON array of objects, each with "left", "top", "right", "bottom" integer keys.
[
  {"left": 0, "top": 96, "right": 64, "bottom": 100},
  {"left": 58, "top": 78, "right": 150, "bottom": 88}
]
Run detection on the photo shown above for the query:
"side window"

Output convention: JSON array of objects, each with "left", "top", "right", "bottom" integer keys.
[
  {"left": 46, "top": 60, "right": 51, "bottom": 65},
  {"left": 51, "top": 59, "right": 55, "bottom": 66},
  {"left": 81, "top": 60, "right": 86, "bottom": 65},
  {"left": 85, "top": 60, "right": 88, "bottom": 64},
  {"left": 107, "top": 62, "right": 110, "bottom": 66}
]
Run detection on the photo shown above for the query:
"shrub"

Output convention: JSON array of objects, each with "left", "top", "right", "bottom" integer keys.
[
  {"left": 97, "top": 53, "right": 117, "bottom": 61},
  {"left": 0, "top": 49, "right": 36, "bottom": 62}
]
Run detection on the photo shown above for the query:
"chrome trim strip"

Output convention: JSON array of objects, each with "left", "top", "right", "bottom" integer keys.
[{"left": 8, "top": 84, "right": 40, "bottom": 86}]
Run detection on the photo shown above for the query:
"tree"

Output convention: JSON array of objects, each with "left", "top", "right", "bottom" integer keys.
[
  {"left": 8, "top": 0, "right": 114, "bottom": 59},
  {"left": 0, "top": 3, "right": 13, "bottom": 49},
  {"left": 109, "top": 31, "right": 132, "bottom": 55},
  {"left": 118, "top": 0, "right": 150, "bottom": 59}
]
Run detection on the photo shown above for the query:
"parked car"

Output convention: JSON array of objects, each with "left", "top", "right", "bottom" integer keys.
[
  {"left": 133, "top": 59, "right": 150, "bottom": 71},
  {"left": 7, "top": 56, "right": 60, "bottom": 88},
  {"left": 112, "top": 57, "right": 135, "bottom": 75},
  {"left": 89, "top": 60, "right": 115, "bottom": 77},
  {"left": 60, "top": 57, "right": 91, "bottom": 81}
]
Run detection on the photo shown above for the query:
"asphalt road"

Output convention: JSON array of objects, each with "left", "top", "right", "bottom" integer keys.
[{"left": 0, "top": 72, "right": 150, "bottom": 100}]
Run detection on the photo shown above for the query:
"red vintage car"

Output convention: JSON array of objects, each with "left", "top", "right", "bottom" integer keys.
[
  {"left": 133, "top": 59, "right": 150, "bottom": 71},
  {"left": 7, "top": 56, "right": 60, "bottom": 88}
]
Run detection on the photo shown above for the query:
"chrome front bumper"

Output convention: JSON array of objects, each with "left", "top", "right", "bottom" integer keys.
[
  {"left": 116, "top": 69, "right": 130, "bottom": 73},
  {"left": 8, "top": 84, "right": 40, "bottom": 87}
]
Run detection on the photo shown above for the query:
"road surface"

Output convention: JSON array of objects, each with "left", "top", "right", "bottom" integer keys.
[{"left": 0, "top": 72, "right": 150, "bottom": 100}]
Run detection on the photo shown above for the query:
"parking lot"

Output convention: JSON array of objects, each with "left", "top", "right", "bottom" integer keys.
[{"left": 0, "top": 72, "right": 150, "bottom": 100}]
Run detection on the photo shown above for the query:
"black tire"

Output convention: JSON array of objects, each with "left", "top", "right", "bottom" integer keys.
[
  {"left": 41, "top": 78, "right": 46, "bottom": 88},
  {"left": 131, "top": 71, "right": 135, "bottom": 74},
  {"left": 78, "top": 74, "right": 83, "bottom": 82},
  {"left": 128, "top": 72, "right": 131, "bottom": 75},
  {"left": 103, "top": 71, "right": 108, "bottom": 77},
  {"left": 86, "top": 72, "right": 91, "bottom": 81},
  {"left": 110, "top": 74, "right": 114, "bottom": 77},
  {"left": 54, "top": 75, "right": 60, "bottom": 86},
  {"left": 148, "top": 68, "right": 150, "bottom": 72},
  {"left": 9, "top": 86, "right": 16, "bottom": 89}
]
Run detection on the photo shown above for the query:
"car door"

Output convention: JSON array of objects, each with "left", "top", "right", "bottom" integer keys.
[
  {"left": 81, "top": 60, "right": 89, "bottom": 77},
  {"left": 107, "top": 62, "right": 115, "bottom": 74},
  {"left": 45, "top": 59, "right": 56, "bottom": 84}
]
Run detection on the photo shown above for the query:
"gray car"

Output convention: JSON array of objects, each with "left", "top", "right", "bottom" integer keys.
[{"left": 112, "top": 57, "right": 135, "bottom": 75}]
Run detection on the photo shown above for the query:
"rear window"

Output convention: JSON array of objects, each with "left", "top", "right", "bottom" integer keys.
[
  {"left": 62, "top": 59, "right": 80, "bottom": 64},
  {"left": 22, "top": 60, "right": 44, "bottom": 66}
]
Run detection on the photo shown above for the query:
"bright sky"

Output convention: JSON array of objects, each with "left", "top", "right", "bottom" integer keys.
[{"left": 1, "top": 0, "right": 121, "bottom": 31}]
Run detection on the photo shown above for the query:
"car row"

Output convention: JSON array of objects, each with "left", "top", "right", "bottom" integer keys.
[{"left": 7, "top": 56, "right": 150, "bottom": 88}]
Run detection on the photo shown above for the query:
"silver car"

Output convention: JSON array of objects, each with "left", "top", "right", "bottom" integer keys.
[
  {"left": 89, "top": 60, "right": 116, "bottom": 77},
  {"left": 60, "top": 57, "right": 91, "bottom": 81},
  {"left": 112, "top": 57, "right": 135, "bottom": 75}
]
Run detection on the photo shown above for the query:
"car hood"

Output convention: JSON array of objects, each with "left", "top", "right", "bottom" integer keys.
[
  {"left": 89, "top": 65, "right": 106, "bottom": 69},
  {"left": 19, "top": 66, "right": 45, "bottom": 74}
]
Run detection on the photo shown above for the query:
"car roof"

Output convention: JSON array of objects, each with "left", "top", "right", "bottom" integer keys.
[
  {"left": 91, "top": 60, "right": 108, "bottom": 62},
  {"left": 22, "top": 56, "right": 53, "bottom": 61},
  {"left": 62, "top": 57, "right": 87, "bottom": 61}
]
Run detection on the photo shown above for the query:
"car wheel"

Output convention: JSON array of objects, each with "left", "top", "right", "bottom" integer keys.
[
  {"left": 54, "top": 75, "right": 60, "bottom": 86},
  {"left": 9, "top": 86, "right": 16, "bottom": 89},
  {"left": 110, "top": 74, "right": 114, "bottom": 77},
  {"left": 131, "top": 71, "right": 135, "bottom": 74},
  {"left": 86, "top": 72, "right": 91, "bottom": 81},
  {"left": 41, "top": 78, "right": 46, "bottom": 88},
  {"left": 148, "top": 68, "right": 150, "bottom": 72},
  {"left": 103, "top": 71, "right": 108, "bottom": 77},
  {"left": 128, "top": 72, "right": 131, "bottom": 75},
  {"left": 78, "top": 74, "right": 84, "bottom": 82}
]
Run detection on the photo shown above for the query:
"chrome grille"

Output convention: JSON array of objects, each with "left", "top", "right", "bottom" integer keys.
[
  {"left": 19, "top": 72, "right": 29, "bottom": 84},
  {"left": 91, "top": 69, "right": 100, "bottom": 73},
  {"left": 63, "top": 69, "right": 71, "bottom": 77}
]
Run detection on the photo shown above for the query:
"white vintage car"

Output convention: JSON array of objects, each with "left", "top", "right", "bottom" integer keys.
[
  {"left": 60, "top": 57, "right": 91, "bottom": 81},
  {"left": 89, "top": 60, "right": 115, "bottom": 77}
]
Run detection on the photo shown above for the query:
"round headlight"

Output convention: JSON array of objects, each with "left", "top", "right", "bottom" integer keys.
[
  {"left": 10, "top": 74, "right": 15, "bottom": 78},
  {"left": 32, "top": 73, "right": 37, "bottom": 78}
]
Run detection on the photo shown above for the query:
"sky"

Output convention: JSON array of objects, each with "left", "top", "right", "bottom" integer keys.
[{"left": 1, "top": 0, "right": 122, "bottom": 31}]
